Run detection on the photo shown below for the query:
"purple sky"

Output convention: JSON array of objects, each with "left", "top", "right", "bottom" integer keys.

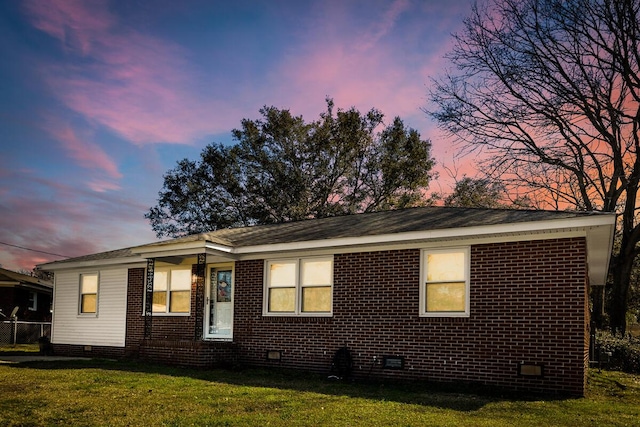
[{"left": 0, "top": 0, "right": 475, "bottom": 272}]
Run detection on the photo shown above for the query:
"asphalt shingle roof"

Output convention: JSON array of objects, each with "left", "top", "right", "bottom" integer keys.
[
  {"left": 0, "top": 267, "right": 52, "bottom": 288},
  {"left": 182, "top": 206, "right": 600, "bottom": 247},
  {"left": 43, "top": 206, "right": 606, "bottom": 267}
]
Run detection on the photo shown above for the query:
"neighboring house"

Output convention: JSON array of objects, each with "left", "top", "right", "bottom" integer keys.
[
  {"left": 0, "top": 267, "right": 52, "bottom": 322},
  {"left": 39, "top": 207, "right": 615, "bottom": 395}
]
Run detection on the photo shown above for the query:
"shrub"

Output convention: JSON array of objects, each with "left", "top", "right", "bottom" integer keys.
[{"left": 595, "top": 331, "right": 640, "bottom": 374}]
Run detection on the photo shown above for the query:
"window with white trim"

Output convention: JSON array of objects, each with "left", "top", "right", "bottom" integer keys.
[
  {"left": 421, "top": 248, "right": 470, "bottom": 317},
  {"left": 152, "top": 267, "right": 192, "bottom": 314},
  {"left": 79, "top": 273, "right": 98, "bottom": 314},
  {"left": 265, "top": 257, "right": 333, "bottom": 315}
]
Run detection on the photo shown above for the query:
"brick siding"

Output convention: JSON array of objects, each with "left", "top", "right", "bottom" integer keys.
[
  {"left": 234, "top": 237, "right": 588, "bottom": 395},
  {"left": 123, "top": 266, "right": 237, "bottom": 366},
  {"left": 52, "top": 237, "right": 589, "bottom": 395}
]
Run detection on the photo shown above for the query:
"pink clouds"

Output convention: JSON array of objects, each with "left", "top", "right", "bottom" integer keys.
[
  {"left": 355, "top": 0, "right": 411, "bottom": 51},
  {"left": 21, "top": 0, "right": 468, "bottom": 152},
  {"left": 0, "top": 176, "right": 96, "bottom": 270},
  {"left": 23, "top": 0, "right": 236, "bottom": 146},
  {"left": 45, "top": 121, "right": 122, "bottom": 183},
  {"left": 1, "top": 0, "right": 482, "bottom": 276},
  {"left": 47, "top": 33, "right": 216, "bottom": 144},
  {"left": 24, "top": 0, "right": 114, "bottom": 55},
  {"left": 0, "top": 169, "right": 157, "bottom": 271},
  {"left": 272, "top": 1, "right": 430, "bottom": 128}
]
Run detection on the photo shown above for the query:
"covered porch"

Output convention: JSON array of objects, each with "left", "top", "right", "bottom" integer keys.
[{"left": 129, "top": 240, "right": 240, "bottom": 367}]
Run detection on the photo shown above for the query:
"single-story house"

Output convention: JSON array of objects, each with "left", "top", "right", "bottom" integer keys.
[
  {"left": 39, "top": 207, "right": 615, "bottom": 395},
  {"left": 0, "top": 267, "right": 53, "bottom": 322}
]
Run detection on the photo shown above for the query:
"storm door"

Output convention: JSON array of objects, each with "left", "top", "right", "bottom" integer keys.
[{"left": 204, "top": 264, "right": 234, "bottom": 340}]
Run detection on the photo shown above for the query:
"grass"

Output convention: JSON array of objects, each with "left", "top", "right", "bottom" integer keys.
[
  {"left": 0, "top": 357, "right": 638, "bottom": 427},
  {"left": 0, "top": 343, "right": 40, "bottom": 354}
]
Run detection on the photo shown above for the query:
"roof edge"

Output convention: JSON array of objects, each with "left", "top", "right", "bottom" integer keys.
[
  {"left": 234, "top": 214, "right": 616, "bottom": 255},
  {"left": 39, "top": 212, "right": 615, "bottom": 271}
]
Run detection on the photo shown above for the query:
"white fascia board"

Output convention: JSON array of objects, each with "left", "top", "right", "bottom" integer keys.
[
  {"left": 39, "top": 257, "right": 148, "bottom": 271},
  {"left": 42, "top": 214, "right": 614, "bottom": 271},
  {"left": 130, "top": 214, "right": 616, "bottom": 259},
  {"left": 131, "top": 240, "right": 209, "bottom": 255},
  {"left": 586, "top": 223, "right": 616, "bottom": 286},
  {"left": 234, "top": 215, "right": 616, "bottom": 255},
  {"left": 134, "top": 242, "right": 235, "bottom": 261},
  {"left": 204, "top": 242, "right": 235, "bottom": 254},
  {"left": 235, "top": 229, "right": 589, "bottom": 260}
]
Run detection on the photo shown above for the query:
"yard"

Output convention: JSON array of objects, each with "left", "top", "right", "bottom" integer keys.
[{"left": 0, "top": 351, "right": 639, "bottom": 426}]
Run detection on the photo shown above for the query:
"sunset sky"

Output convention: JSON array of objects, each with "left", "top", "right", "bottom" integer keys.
[{"left": 0, "top": 0, "right": 475, "bottom": 272}]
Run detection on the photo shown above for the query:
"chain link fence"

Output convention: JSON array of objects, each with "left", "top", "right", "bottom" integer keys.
[{"left": 0, "top": 321, "right": 52, "bottom": 345}]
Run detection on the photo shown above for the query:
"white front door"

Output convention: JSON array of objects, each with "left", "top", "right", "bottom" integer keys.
[{"left": 204, "top": 264, "right": 234, "bottom": 340}]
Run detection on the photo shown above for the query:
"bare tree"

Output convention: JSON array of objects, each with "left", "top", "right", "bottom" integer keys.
[{"left": 428, "top": 0, "right": 640, "bottom": 332}]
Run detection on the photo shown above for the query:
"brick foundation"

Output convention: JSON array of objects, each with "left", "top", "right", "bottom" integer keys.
[
  {"left": 138, "top": 339, "right": 237, "bottom": 367},
  {"left": 51, "top": 343, "right": 126, "bottom": 359}
]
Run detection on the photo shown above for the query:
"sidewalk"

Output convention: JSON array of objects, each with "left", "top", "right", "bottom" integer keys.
[{"left": 0, "top": 355, "right": 91, "bottom": 364}]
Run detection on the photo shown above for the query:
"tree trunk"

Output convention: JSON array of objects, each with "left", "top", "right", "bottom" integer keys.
[{"left": 608, "top": 251, "right": 633, "bottom": 334}]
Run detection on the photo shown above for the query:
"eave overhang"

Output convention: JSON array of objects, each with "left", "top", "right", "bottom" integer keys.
[
  {"left": 39, "top": 256, "right": 148, "bottom": 272},
  {"left": 129, "top": 214, "right": 615, "bottom": 286}
]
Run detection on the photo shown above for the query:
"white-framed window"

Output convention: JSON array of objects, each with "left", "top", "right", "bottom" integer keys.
[
  {"left": 152, "top": 267, "right": 192, "bottom": 314},
  {"left": 264, "top": 256, "right": 333, "bottom": 316},
  {"left": 28, "top": 291, "right": 37, "bottom": 311},
  {"left": 79, "top": 273, "right": 98, "bottom": 315},
  {"left": 420, "top": 247, "right": 470, "bottom": 317}
]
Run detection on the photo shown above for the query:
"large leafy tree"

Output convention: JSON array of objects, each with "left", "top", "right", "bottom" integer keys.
[
  {"left": 428, "top": 0, "right": 640, "bottom": 332},
  {"left": 147, "top": 99, "right": 435, "bottom": 237},
  {"left": 442, "top": 176, "right": 533, "bottom": 208},
  {"left": 444, "top": 177, "right": 507, "bottom": 208}
]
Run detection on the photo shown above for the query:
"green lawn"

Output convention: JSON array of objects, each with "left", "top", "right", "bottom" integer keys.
[
  {"left": 0, "top": 358, "right": 638, "bottom": 427},
  {"left": 0, "top": 343, "right": 40, "bottom": 354}
]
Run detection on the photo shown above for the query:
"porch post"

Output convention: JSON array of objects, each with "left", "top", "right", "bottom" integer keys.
[
  {"left": 144, "top": 258, "right": 155, "bottom": 339},
  {"left": 194, "top": 253, "right": 206, "bottom": 340}
]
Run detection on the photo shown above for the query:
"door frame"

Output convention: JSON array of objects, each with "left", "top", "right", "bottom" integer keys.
[{"left": 204, "top": 262, "right": 235, "bottom": 340}]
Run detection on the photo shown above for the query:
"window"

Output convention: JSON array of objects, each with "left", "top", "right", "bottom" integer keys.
[
  {"left": 80, "top": 273, "right": 98, "bottom": 314},
  {"left": 152, "top": 268, "right": 192, "bottom": 314},
  {"left": 28, "top": 292, "right": 37, "bottom": 311},
  {"left": 421, "top": 248, "right": 470, "bottom": 317},
  {"left": 265, "top": 257, "right": 333, "bottom": 315}
]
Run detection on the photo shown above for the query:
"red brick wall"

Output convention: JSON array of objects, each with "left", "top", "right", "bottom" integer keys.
[
  {"left": 57, "top": 237, "right": 589, "bottom": 395},
  {"left": 126, "top": 265, "right": 205, "bottom": 343},
  {"left": 125, "top": 266, "right": 208, "bottom": 363},
  {"left": 125, "top": 267, "right": 145, "bottom": 356},
  {"left": 234, "top": 237, "right": 588, "bottom": 395}
]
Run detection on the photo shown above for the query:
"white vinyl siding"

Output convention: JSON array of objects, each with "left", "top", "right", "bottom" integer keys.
[{"left": 52, "top": 267, "right": 128, "bottom": 347}]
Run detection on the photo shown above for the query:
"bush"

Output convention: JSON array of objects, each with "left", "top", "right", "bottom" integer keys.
[{"left": 595, "top": 331, "right": 640, "bottom": 374}]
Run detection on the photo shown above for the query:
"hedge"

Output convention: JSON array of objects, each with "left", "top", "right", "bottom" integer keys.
[{"left": 595, "top": 331, "right": 640, "bottom": 374}]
